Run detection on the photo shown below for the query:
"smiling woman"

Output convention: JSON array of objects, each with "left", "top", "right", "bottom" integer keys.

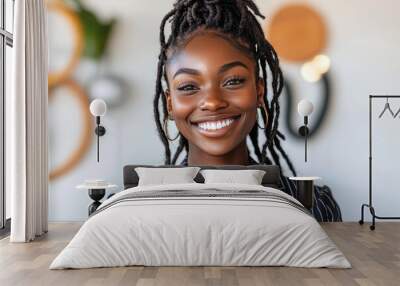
[{"left": 153, "top": 0, "right": 342, "bottom": 222}]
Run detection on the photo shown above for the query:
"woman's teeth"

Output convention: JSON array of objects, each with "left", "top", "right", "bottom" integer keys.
[{"left": 197, "top": 118, "right": 235, "bottom": 131}]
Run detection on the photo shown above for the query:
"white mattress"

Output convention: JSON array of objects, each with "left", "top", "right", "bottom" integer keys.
[{"left": 50, "top": 183, "right": 351, "bottom": 269}]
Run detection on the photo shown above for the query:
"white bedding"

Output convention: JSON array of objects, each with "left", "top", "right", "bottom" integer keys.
[{"left": 50, "top": 183, "right": 351, "bottom": 269}]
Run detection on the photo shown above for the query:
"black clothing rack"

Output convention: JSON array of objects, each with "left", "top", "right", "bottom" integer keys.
[{"left": 359, "top": 95, "right": 400, "bottom": 230}]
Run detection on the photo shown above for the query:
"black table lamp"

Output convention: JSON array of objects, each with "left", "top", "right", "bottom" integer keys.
[
  {"left": 297, "top": 99, "right": 314, "bottom": 162},
  {"left": 89, "top": 99, "right": 107, "bottom": 162}
]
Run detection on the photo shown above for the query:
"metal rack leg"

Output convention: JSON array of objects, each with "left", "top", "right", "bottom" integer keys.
[
  {"left": 359, "top": 203, "right": 368, "bottom": 225},
  {"left": 359, "top": 203, "right": 376, "bottom": 230},
  {"left": 369, "top": 206, "right": 376, "bottom": 231}
]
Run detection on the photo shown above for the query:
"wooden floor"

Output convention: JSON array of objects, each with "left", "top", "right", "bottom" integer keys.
[{"left": 0, "top": 222, "right": 399, "bottom": 286}]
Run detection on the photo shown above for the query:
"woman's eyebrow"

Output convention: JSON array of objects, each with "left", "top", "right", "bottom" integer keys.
[
  {"left": 219, "top": 61, "right": 249, "bottom": 74},
  {"left": 172, "top": 61, "right": 249, "bottom": 79},
  {"left": 173, "top": 68, "right": 200, "bottom": 79}
]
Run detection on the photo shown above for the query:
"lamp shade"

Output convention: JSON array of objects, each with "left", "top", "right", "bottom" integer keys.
[
  {"left": 90, "top": 99, "right": 107, "bottom": 117},
  {"left": 298, "top": 99, "right": 314, "bottom": 116}
]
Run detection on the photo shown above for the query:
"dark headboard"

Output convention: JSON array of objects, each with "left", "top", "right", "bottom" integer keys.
[{"left": 123, "top": 165, "right": 282, "bottom": 190}]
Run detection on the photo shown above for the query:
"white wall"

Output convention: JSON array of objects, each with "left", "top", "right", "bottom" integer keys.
[{"left": 48, "top": 0, "right": 400, "bottom": 222}]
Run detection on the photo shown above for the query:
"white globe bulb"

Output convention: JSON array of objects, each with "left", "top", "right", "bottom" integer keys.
[
  {"left": 313, "top": 54, "right": 331, "bottom": 74},
  {"left": 90, "top": 99, "right": 107, "bottom": 117},
  {"left": 298, "top": 99, "right": 314, "bottom": 116},
  {"left": 301, "top": 62, "right": 321, "bottom": 83}
]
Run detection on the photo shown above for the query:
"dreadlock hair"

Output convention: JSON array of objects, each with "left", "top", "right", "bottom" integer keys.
[{"left": 153, "top": 0, "right": 296, "bottom": 176}]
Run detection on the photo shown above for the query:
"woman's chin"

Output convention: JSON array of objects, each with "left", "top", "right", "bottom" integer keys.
[
  {"left": 190, "top": 131, "right": 241, "bottom": 156},
  {"left": 194, "top": 146, "right": 236, "bottom": 158},
  {"left": 190, "top": 138, "right": 244, "bottom": 158}
]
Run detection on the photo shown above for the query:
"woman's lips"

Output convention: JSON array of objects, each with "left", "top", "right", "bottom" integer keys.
[{"left": 191, "top": 115, "right": 241, "bottom": 138}]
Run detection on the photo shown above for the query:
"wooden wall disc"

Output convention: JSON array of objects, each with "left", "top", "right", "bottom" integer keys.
[
  {"left": 267, "top": 4, "right": 327, "bottom": 62},
  {"left": 49, "top": 80, "right": 93, "bottom": 180}
]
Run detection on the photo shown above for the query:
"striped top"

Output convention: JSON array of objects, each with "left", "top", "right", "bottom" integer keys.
[{"left": 180, "top": 156, "right": 342, "bottom": 222}]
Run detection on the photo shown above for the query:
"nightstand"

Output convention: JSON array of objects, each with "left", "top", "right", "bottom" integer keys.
[
  {"left": 76, "top": 180, "right": 117, "bottom": 216},
  {"left": 289, "top": 177, "right": 321, "bottom": 210}
]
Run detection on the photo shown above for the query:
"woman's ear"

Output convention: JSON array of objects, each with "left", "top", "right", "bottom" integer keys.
[
  {"left": 165, "top": 89, "right": 173, "bottom": 116},
  {"left": 256, "top": 78, "right": 266, "bottom": 107},
  {"left": 256, "top": 78, "right": 269, "bottom": 127}
]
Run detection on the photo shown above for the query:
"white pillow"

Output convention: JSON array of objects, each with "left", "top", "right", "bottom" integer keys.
[
  {"left": 200, "top": 169, "right": 266, "bottom": 185},
  {"left": 135, "top": 167, "right": 200, "bottom": 186}
]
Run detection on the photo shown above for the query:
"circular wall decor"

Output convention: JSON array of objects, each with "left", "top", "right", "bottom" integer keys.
[
  {"left": 49, "top": 80, "right": 92, "bottom": 180},
  {"left": 47, "top": 0, "right": 84, "bottom": 87},
  {"left": 267, "top": 4, "right": 327, "bottom": 62}
]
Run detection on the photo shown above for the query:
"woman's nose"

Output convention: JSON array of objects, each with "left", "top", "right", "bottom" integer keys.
[{"left": 199, "top": 87, "right": 228, "bottom": 111}]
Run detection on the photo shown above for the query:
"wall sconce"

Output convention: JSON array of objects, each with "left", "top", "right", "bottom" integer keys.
[
  {"left": 297, "top": 99, "right": 314, "bottom": 162},
  {"left": 89, "top": 99, "right": 107, "bottom": 162}
]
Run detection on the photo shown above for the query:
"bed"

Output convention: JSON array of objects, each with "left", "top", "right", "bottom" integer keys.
[{"left": 50, "top": 165, "right": 350, "bottom": 269}]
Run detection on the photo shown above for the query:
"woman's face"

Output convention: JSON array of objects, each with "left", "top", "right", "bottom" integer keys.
[{"left": 165, "top": 31, "right": 264, "bottom": 157}]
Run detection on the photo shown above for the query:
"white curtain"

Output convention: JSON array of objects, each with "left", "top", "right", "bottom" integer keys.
[{"left": 7, "top": 0, "right": 48, "bottom": 242}]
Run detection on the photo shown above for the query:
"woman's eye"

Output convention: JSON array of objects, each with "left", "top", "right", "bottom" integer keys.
[
  {"left": 223, "top": 77, "right": 246, "bottom": 87},
  {"left": 176, "top": 84, "right": 199, "bottom": 92}
]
